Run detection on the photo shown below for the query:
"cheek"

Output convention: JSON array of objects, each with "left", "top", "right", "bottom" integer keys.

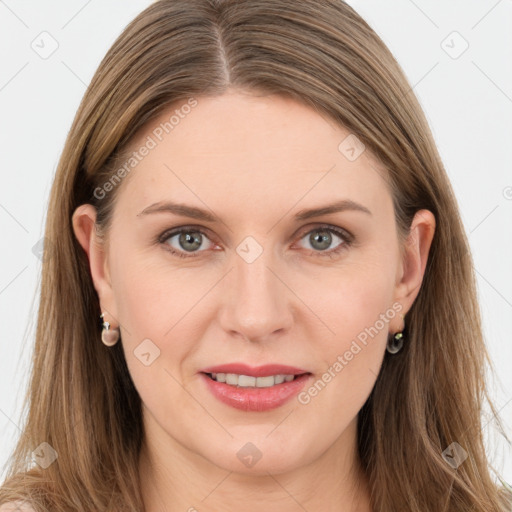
[
  {"left": 304, "top": 256, "right": 396, "bottom": 342},
  {"left": 109, "top": 242, "right": 207, "bottom": 335},
  {"left": 300, "top": 257, "right": 396, "bottom": 399},
  {"left": 109, "top": 250, "right": 205, "bottom": 420},
  {"left": 108, "top": 246, "right": 219, "bottom": 395}
]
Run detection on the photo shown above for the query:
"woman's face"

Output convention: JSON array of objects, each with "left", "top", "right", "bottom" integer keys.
[{"left": 75, "top": 89, "right": 434, "bottom": 476}]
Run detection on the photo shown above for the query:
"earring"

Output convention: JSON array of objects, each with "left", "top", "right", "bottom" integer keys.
[
  {"left": 100, "top": 312, "right": 120, "bottom": 347},
  {"left": 386, "top": 314, "right": 405, "bottom": 354}
]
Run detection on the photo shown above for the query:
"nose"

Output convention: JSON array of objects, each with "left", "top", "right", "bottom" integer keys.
[{"left": 218, "top": 246, "right": 293, "bottom": 343}]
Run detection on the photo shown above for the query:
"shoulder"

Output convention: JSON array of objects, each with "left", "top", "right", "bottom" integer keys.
[{"left": 0, "top": 502, "right": 36, "bottom": 511}]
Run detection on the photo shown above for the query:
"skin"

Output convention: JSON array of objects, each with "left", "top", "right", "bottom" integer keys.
[{"left": 73, "top": 89, "right": 435, "bottom": 512}]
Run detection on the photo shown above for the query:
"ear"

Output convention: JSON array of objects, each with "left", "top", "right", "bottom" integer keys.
[
  {"left": 392, "top": 209, "right": 436, "bottom": 328},
  {"left": 71, "top": 204, "right": 119, "bottom": 326}
]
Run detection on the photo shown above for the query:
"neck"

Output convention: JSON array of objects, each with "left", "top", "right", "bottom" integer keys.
[{"left": 138, "top": 413, "right": 373, "bottom": 512}]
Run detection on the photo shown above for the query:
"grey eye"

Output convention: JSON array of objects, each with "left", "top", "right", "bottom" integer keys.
[
  {"left": 164, "top": 229, "right": 213, "bottom": 253},
  {"left": 299, "top": 228, "right": 345, "bottom": 252}
]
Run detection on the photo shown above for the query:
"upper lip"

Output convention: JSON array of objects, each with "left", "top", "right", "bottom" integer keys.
[{"left": 200, "top": 363, "right": 310, "bottom": 378}]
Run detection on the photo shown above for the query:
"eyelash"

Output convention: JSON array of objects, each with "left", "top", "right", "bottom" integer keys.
[{"left": 157, "top": 224, "right": 354, "bottom": 260}]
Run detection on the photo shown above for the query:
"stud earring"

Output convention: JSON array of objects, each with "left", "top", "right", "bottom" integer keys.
[
  {"left": 100, "top": 312, "right": 120, "bottom": 347},
  {"left": 386, "top": 314, "right": 405, "bottom": 354}
]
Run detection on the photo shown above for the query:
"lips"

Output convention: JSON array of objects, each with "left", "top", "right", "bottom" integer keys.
[
  {"left": 200, "top": 363, "right": 309, "bottom": 377},
  {"left": 198, "top": 363, "right": 313, "bottom": 412}
]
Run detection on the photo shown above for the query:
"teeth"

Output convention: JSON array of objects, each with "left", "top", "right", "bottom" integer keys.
[
  {"left": 209, "top": 373, "right": 299, "bottom": 387},
  {"left": 226, "top": 373, "right": 238, "bottom": 385}
]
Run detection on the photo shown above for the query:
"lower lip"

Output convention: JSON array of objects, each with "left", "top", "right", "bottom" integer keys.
[{"left": 200, "top": 373, "right": 312, "bottom": 412}]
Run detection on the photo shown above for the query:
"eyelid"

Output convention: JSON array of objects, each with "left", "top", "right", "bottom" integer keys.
[
  {"left": 293, "top": 222, "right": 354, "bottom": 244},
  {"left": 157, "top": 222, "right": 354, "bottom": 258},
  {"left": 157, "top": 224, "right": 220, "bottom": 250},
  {"left": 158, "top": 223, "right": 353, "bottom": 243}
]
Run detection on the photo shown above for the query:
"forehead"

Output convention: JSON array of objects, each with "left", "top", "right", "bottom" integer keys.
[{"left": 113, "top": 91, "right": 391, "bottom": 221}]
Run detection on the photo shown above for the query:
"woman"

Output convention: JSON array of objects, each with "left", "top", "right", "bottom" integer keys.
[{"left": 1, "top": 0, "right": 510, "bottom": 510}]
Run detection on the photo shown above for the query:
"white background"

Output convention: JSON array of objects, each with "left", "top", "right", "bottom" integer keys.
[{"left": 1, "top": 0, "right": 511, "bottom": 485}]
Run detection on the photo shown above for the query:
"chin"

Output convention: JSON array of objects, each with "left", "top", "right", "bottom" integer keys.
[{"left": 203, "top": 436, "right": 311, "bottom": 476}]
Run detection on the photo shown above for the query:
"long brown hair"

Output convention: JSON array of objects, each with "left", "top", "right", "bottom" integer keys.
[{"left": 1, "top": 1, "right": 511, "bottom": 510}]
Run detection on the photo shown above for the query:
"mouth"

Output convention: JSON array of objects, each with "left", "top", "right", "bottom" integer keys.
[
  {"left": 202, "top": 372, "right": 309, "bottom": 388},
  {"left": 198, "top": 365, "right": 313, "bottom": 412}
]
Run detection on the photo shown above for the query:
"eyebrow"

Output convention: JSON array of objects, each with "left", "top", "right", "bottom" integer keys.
[{"left": 137, "top": 199, "right": 372, "bottom": 222}]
